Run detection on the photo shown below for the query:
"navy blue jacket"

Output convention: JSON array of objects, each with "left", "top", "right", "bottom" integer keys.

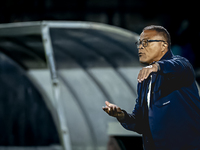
[{"left": 119, "top": 50, "right": 200, "bottom": 150}]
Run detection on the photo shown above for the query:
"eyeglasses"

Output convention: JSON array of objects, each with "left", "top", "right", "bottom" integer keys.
[{"left": 135, "top": 39, "right": 166, "bottom": 49}]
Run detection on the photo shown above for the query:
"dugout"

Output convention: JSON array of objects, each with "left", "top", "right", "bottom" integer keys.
[{"left": 0, "top": 21, "right": 142, "bottom": 150}]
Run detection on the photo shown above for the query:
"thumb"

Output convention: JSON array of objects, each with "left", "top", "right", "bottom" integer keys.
[{"left": 105, "top": 101, "right": 111, "bottom": 107}]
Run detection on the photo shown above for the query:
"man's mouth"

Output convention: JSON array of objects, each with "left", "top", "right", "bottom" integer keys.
[{"left": 138, "top": 52, "right": 143, "bottom": 57}]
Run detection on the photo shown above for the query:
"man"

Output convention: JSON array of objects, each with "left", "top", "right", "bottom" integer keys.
[{"left": 102, "top": 25, "right": 200, "bottom": 150}]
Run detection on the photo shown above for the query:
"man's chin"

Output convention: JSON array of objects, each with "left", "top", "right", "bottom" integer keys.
[{"left": 139, "top": 59, "right": 149, "bottom": 65}]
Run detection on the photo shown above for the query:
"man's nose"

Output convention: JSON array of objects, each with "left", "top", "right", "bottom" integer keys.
[{"left": 138, "top": 43, "right": 144, "bottom": 49}]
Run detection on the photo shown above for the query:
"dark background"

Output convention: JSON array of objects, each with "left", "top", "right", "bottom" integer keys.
[{"left": 0, "top": 0, "right": 199, "bottom": 70}]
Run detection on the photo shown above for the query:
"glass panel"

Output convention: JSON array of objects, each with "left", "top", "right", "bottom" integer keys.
[
  {"left": 0, "top": 52, "right": 59, "bottom": 146},
  {"left": 0, "top": 35, "right": 46, "bottom": 69}
]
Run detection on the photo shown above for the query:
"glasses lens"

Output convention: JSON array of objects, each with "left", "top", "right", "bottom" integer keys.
[{"left": 142, "top": 40, "right": 148, "bottom": 47}]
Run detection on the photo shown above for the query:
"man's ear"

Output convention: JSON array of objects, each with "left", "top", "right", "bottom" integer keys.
[{"left": 162, "top": 42, "right": 168, "bottom": 52}]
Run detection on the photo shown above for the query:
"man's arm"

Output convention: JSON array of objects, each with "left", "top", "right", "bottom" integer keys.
[
  {"left": 137, "top": 56, "right": 195, "bottom": 83},
  {"left": 137, "top": 63, "right": 158, "bottom": 83},
  {"left": 157, "top": 57, "right": 195, "bottom": 81},
  {"left": 102, "top": 101, "right": 138, "bottom": 122},
  {"left": 102, "top": 98, "right": 144, "bottom": 133}
]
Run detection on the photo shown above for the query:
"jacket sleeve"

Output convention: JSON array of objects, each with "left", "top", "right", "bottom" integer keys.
[
  {"left": 118, "top": 105, "right": 143, "bottom": 134},
  {"left": 157, "top": 56, "right": 195, "bottom": 83},
  {"left": 117, "top": 83, "right": 145, "bottom": 134}
]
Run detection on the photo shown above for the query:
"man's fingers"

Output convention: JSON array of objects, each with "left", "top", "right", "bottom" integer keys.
[
  {"left": 103, "top": 104, "right": 120, "bottom": 117},
  {"left": 138, "top": 68, "right": 146, "bottom": 82},
  {"left": 102, "top": 106, "right": 109, "bottom": 114},
  {"left": 138, "top": 66, "right": 153, "bottom": 83},
  {"left": 109, "top": 108, "right": 113, "bottom": 116},
  {"left": 105, "top": 101, "right": 111, "bottom": 107},
  {"left": 142, "top": 69, "right": 148, "bottom": 80},
  {"left": 102, "top": 106, "right": 106, "bottom": 110},
  {"left": 103, "top": 107, "right": 112, "bottom": 116},
  {"left": 144, "top": 69, "right": 150, "bottom": 79}
]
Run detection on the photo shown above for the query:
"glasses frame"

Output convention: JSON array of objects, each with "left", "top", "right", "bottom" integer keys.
[{"left": 135, "top": 39, "right": 166, "bottom": 48}]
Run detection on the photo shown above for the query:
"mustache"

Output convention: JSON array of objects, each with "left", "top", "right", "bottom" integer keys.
[{"left": 138, "top": 52, "right": 144, "bottom": 57}]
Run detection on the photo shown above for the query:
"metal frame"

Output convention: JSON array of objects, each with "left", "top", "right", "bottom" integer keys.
[
  {"left": 0, "top": 21, "right": 139, "bottom": 39},
  {"left": 41, "top": 23, "right": 71, "bottom": 150}
]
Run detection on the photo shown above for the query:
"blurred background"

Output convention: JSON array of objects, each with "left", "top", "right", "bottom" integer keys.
[
  {"left": 0, "top": 0, "right": 199, "bottom": 150},
  {"left": 0, "top": 0, "right": 199, "bottom": 70}
]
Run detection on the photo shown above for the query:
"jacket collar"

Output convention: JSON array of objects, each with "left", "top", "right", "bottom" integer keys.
[
  {"left": 149, "top": 50, "right": 173, "bottom": 89},
  {"left": 150, "top": 50, "right": 173, "bottom": 65},
  {"left": 159, "top": 50, "right": 173, "bottom": 61}
]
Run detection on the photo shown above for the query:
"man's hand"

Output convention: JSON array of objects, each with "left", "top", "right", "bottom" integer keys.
[
  {"left": 102, "top": 101, "right": 125, "bottom": 120},
  {"left": 137, "top": 64, "right": 158, "bottom": 83}
]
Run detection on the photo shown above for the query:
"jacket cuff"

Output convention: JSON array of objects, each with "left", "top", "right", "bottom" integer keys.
[{"left": 117, "top": 110, "right": 128, "bottom": 123}]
